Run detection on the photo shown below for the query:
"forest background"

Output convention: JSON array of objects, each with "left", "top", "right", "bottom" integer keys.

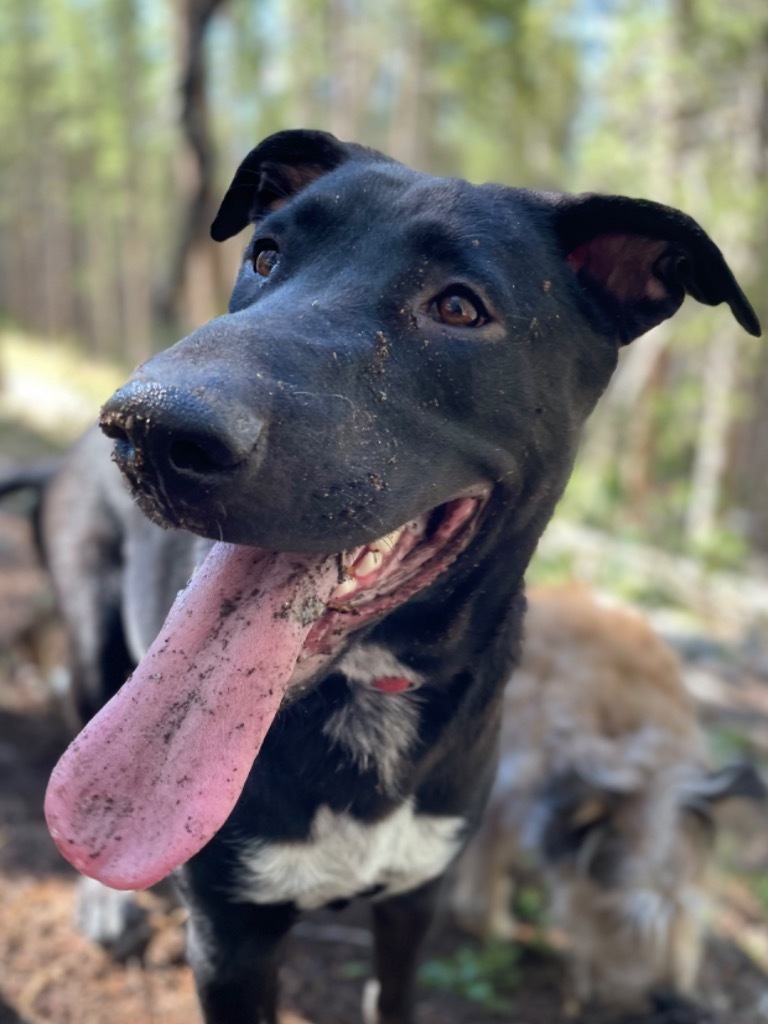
[{"left": 0, "top": 0, "right": 767, "bottom": 574}]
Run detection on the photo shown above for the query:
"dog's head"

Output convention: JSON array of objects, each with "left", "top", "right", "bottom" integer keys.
[
  {"left": 98, "top": 127, "right": 761, "bottom": 674},
  {"left": 541, "top": 760, "right": 766, "bottom": 1004},
  {"left": 46, "top": 130, "right": 760, "bottom": 891},
  {"left": 101, "top": 128, "right": 758, "bottom": 558}
]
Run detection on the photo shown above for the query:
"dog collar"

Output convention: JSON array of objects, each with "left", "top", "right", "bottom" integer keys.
[{"left": 372, "top": 676, "right": 413, "bottom": 693}]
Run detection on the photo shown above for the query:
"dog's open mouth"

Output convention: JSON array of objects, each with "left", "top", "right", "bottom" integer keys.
[
  {"left": 44, "top": 493, "right": 486, "bottom": 891},
  {"left": 304, "top": 495, "right": 483, "bottom": 661}
]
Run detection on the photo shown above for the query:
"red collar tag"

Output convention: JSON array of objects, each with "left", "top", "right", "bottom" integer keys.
[{"left": 372, "top": 676, "right": 412, "bottom": 693}]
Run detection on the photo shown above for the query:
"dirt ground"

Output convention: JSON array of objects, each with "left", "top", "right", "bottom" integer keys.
[{"left": 2, "top": 505, "right": 768, "bottom": 1024}]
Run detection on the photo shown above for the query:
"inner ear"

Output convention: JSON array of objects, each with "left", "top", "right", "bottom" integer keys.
[
  {"left": 565, "top": 230, "right": 687, "bottom": 344},
  {"left": 567, "top": 233, "right": 672, "bottom": 306},
  {"left": 252, "top": 160, "right": 341, "bottom": 214}
]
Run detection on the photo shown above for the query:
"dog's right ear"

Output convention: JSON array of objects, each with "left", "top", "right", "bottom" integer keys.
[
  {"left": 681, "top": 761, "right": 767, "bottom": 813},
  {"left": 543, "top": 192, "right": 762, "bottom": 344},
  {"left": 211, "top": 130, "right": 365, "bottom": 242}
]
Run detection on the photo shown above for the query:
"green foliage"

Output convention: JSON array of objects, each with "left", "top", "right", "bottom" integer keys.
[
  {"left": 0, "top": 0, "right": 176, "bottom": 356},
  {"left": 708, "top": 725, "right": 756, "bottom": 764},
  {"left": 339, "top": 959, "right": 369, "bottom": 980},
  {"left": 690, "top": 529, "right": 752, "bottom": 574},
  {"left": 408, "top": 0, "right": 581, "bottom": 184},
  {"left": 419, "top": 940, "right": 521, "bottom": 1014},
  {"left": 210, "top": 0, "right": 581, "bottom": 186},
  {"left": 749, "top": 875, "right": 768, "bottom": 914},
  {"left": 512, "top": 884, "right": 546, "bottom": 926},
  {"left": 570, "top": 0, "right": 768, "bottom": 556}
]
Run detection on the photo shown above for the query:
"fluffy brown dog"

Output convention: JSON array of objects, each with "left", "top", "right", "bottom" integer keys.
[{"left": 451, "top": 584, "right": 764, "bottom": 1007}]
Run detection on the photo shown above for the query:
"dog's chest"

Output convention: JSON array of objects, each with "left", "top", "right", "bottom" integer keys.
[{"left": 234, "top": 800, "right": 465, "bottom": 911}]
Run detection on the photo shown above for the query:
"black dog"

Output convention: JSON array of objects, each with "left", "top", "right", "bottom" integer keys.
[{"left": 40, "top": 130, "right": 759, "bottom": 1024}]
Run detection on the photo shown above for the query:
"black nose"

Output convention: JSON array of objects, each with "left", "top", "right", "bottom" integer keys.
[{"left": 100, "top": 380, "right": 263, "bottom": 487}]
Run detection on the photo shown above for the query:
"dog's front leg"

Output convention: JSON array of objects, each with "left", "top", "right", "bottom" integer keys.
[
  {"left": 186, "top": 899, "right": 298, "bottom": 1024},
  {"left": 366, "top": 877, "right": 443, "bottom": 1024}
]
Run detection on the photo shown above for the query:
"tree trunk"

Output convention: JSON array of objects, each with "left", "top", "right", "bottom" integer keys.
[
  {"left": 684, "top": 324, "right": 740, "bottom": 545},
  {"left": 158, "top": 0, "right": 228, "bottom": 332}
]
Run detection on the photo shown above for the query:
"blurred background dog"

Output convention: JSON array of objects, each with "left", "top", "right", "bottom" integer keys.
[{"left": 451, "top": 584, "right": 766, "bottom": 1010}]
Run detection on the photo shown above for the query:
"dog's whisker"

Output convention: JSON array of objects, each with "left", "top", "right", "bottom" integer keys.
[{"left": 290, "top": 390, "right": 355, "bottom": 408}]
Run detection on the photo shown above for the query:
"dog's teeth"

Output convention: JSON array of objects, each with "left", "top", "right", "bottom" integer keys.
[
  {"left": 332, "top": 576, "right": 358, "bottom": 599},
  {"left": 354, "top": 550, "right": 383, "bottom": 577},
  {"left": 369, "top": 527, "right": 404, "bottom": 554},
  {"left": 341, "top": 547, "right": 364, "bottom": 570}
]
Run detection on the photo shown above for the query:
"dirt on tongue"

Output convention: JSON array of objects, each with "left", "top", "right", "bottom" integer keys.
[{"left": 44, "top": 542, "right": 341, "bottom": 891}]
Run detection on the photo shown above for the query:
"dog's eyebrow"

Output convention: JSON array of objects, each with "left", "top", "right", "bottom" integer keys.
[
  {"left": 254, "top": 194, "right": 354, "bottom": 245},
  {"left": 402, "top": 218, "right": 514, "bottom": 307},
  {"left": 404, "top": 220, "right": 482, "bottom": 265},
  {"left": 290, "top": 194, "right": 348, "bottom": 234}
]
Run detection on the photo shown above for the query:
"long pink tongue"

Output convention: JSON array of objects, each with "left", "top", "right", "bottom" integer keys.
[{"left": 44, "top": 542, "right": 340, "bottom": 890}]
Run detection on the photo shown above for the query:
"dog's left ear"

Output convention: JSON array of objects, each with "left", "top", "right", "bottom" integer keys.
[
  {"left": 547, "top": 193, "right": 761, "bottom": 344},
  {"left": 211, "top": 129, "right": 380, "bottom": 242}
]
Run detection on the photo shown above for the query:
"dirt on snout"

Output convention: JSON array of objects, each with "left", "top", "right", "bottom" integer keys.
[{"left": 2, "top": 508, "right": 768, "bottom": 1024}]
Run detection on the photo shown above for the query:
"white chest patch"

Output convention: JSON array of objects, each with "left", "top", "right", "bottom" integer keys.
[{"left": 234, "top": 800, "right": 466, "bottom": 911}]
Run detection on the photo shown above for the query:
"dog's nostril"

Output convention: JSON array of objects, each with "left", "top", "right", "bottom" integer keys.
[
  {"left": 114, "top": 437, "right": 138, "bottom": 465},
  {"left": 168, "top": 438, "right": 228, "bottom": 475},
  {"left": 100, "top": 419, "right": 129, "bottom": 444},
  {"left": 100, "top": 421, "right": 139, "bottom": 464}
]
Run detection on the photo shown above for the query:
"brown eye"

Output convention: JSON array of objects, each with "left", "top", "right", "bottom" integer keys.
[
  {"left": 432, "top": 290, "right": 488, "bottom": 327},
  {"left": 254, "top": 245, "right": 280, "bottom": 277}
]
